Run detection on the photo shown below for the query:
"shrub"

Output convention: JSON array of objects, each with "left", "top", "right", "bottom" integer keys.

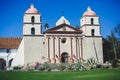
[
  {"left": 39, "top": 65, "right": 45, "bottom": 71},
  {"left": 57, "top": 63, "right": 66, "bottom": 71},
  {"left": 13, "top": 66, "right": 22, "bottom": 71},
  {"left": 86, "top": 58, "right": 97, "bottom": 69},
  {"left": 39, "top": 62, "right": 51, "bottom": 71},
  {"left": 66, "top": 63, "right": 75, "bottom": 70},
  {"left": 74, "top": 61, "right": 83, "bottom": 71}
]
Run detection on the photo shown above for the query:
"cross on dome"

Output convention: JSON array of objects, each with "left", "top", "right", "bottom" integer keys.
[
  {"left": 30, "top": 4, "right": 34, "bottom": 8},
  {"left": 87, "top": 6, "right": 91, "bottom": 11}
]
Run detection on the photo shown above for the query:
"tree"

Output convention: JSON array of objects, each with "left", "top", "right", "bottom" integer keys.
[
  {"left": 113, "top": 24, "right": 120, "bottom": 59},
  {"left": 44, "top": 23, "right": 49, "bottom": 30},
  {"left": 103, "top": 24, "right": 120, "bottom": 63},
  {"left": 114, "top": 24, "right": 120, "bottom": 37},
  {"left": 103, "top": 31, "right": 119, "bottom": 63},
  {"left": 103, "top": 38, "right": 113, "bottom": 62},
  {"left": 75, "top": 25, "right": 80, "bottom": 29},
  {"left": 107, "top": 31, "right": 118, "bottom": 59}
]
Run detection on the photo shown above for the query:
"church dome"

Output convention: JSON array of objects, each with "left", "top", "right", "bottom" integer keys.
[
  {"left": 25, "top": 4, "right": 38, "bottom": 14},
  {"left": 83, "top": 7, "right": 96, "bottom": 16}
]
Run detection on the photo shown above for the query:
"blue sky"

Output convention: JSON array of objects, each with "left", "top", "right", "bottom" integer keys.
[{"left": 0, "top": 0, "right": 120, "bottom": 38}]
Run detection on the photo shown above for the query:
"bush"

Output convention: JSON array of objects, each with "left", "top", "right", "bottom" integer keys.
[
  {"left": 39, "top": 65, "right": 45, "bottom": 71},
  {"left": 38, "top": 62, "right": 51, "bottom": 71},
  {"left": 86, "top": 58, "right": 97, "bottom": 69},
  {"left": 47, "top": 67, "right": 51, "bottom": 71},
  {"left": 57, "top": 63, "right": 66, "bottom": 71},
  {"left": 66, "top": 63, "right": 75, "bottom": 70},
  {"left": 13, "top": 66, "right": 22, "bottom": 71},
  {"left": 74, "top": 61, "right": 83, "bottom": 71}
]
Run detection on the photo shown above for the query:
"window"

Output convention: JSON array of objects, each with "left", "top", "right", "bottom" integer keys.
[
  {"left": 91, "top": 18, "right": 94, "bottom": 25},
  {"left": 31, "top": 28, "right": 35, "bottom": 35},
  {"left": 7, "top": 49, "right": 10, "bottom": 53},
  {"left": 31, "top": 16, "right": 35, "bottom": 24},
  {"left": 91, "top": 29, "right": 95, "bottom": 36},
  {"left": 43, "top": 42, "right": 45, "bottom": 44},
  {"left": 61, "top": 38, "right": 66, "bottom": 43},
  {"left": 63, "top": 27, "right": 66, "bottom": 31}
]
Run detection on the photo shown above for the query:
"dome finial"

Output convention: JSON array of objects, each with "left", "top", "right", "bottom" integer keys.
[
  {"left": 87, "top": 6, "right": 91, "bottom": 11},
  {"left": 83, "top": 6, "right": 96, "bottom": 16},
  {"left": 30, "top": 3, "right": 34, "bottom": 8},
  {"left": 25, "top": 4, "right": 39, "bottom": 14}
]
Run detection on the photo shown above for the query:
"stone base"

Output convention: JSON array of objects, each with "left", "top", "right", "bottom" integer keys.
[
  {"left": 74, "top": 58, "right": 78, "bottom": 62},
  {"left": 51, "top": 58, "right": 56, "bottom": 64},
  {"left": 47, "top": 58, "right": 51, "bottom": 62},
  {"left": 69, "top": 57, "right": 73, "bottom": 63}
]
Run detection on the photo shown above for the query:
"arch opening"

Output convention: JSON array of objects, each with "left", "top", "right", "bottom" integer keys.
[
  {"left": 0, "top": 58, "right": 6, "bottom": 70},
  {"left": 61, "top": 53, "right": 68, "bottom": 63},
  {"left": 91, "top": 29, "right": 95, "bottom": 36},
  {"left": 9, "top": 58, "right": 13, "bottom": 67},
  {"left": 31, "top": 16, "right": 35, "bottom": 24},
  {"left": 91, "top": 18, "right": 94, "bottom": 25},
  {"left": 31, "top": 27, "right": 35, "bottom": 35}
]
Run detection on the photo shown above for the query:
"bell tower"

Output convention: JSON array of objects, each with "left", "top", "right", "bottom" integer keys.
[
  {"left": 81, "top": 7, "right": 101, "bottom": 37},
  {"left": 80, "top": 7, "right": 103, "bottom": 63},
  {"left": 23, "top": 4, "right": 42, "bottom": 35}
]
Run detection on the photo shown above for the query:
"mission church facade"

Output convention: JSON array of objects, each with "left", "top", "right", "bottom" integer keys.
[{"left": 0, "top": 4, "right": 103, "bottom": 70}]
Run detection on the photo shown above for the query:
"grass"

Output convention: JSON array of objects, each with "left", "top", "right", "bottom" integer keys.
[{"left": 0, "top": 69, "right": 120, "bottom": 80}]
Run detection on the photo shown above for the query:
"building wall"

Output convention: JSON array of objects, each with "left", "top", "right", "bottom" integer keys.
[
  {"left": 11, "top": 34, "right": 103, "bottom": 66},
  {"left": 0, "top": 53, "right": 16, "bottom": 70},
  {"left": 23, "top": 36, "right": 47, "bottom": 65},
  {"left": 82, "top": 37, "right": 103, "bottom": 63},
  {"left": 46, "top": 33, "right": 83, "bottom": 63},
  {"left": 12, "top": 39, "right": 24, "bottom": 67},
  {"left": 0, "top": 50, "right": 16, "bottom": 67},
  {"left": 48, "top": 37, "right": 73, "bottom": 63}
]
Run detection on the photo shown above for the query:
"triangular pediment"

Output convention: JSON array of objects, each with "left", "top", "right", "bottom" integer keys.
[
  {"left": 56, "top": 16, "right": 70, "bottom": 26},
  {"left": 45, "top": 23, "right": 82, "bottom": 34}
]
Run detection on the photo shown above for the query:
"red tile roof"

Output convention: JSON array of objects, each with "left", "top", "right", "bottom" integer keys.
[{"left": 0, "top": 38, "right": 22, "bottom": 49}]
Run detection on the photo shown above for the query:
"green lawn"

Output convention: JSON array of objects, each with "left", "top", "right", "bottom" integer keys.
[{"left": 0, "top": 69, "right": 120, "bottom": 80}]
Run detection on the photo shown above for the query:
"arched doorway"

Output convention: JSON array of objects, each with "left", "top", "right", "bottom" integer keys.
[
  {"left": 61, "top": 53, "right": 68, "bottom": 63},
  {"left": 0, "top": 58, "right": 6, "bottom": 70},
  {"left": 9, "top": 58, "right": 13, "bottom": 67}
]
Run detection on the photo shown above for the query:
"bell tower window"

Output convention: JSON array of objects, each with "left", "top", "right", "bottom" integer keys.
[
  {"left": 31, "top": 16, "right": 35, "bottom": 24},
  {"left": 91, "top": 18, "right": 94, "bottom": 25},
  {"left": 91, "top": 29, "right": 95, "bottom": 36},
  {"left": 31, "top": 28, "right": 35, "bottom": 35}
]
